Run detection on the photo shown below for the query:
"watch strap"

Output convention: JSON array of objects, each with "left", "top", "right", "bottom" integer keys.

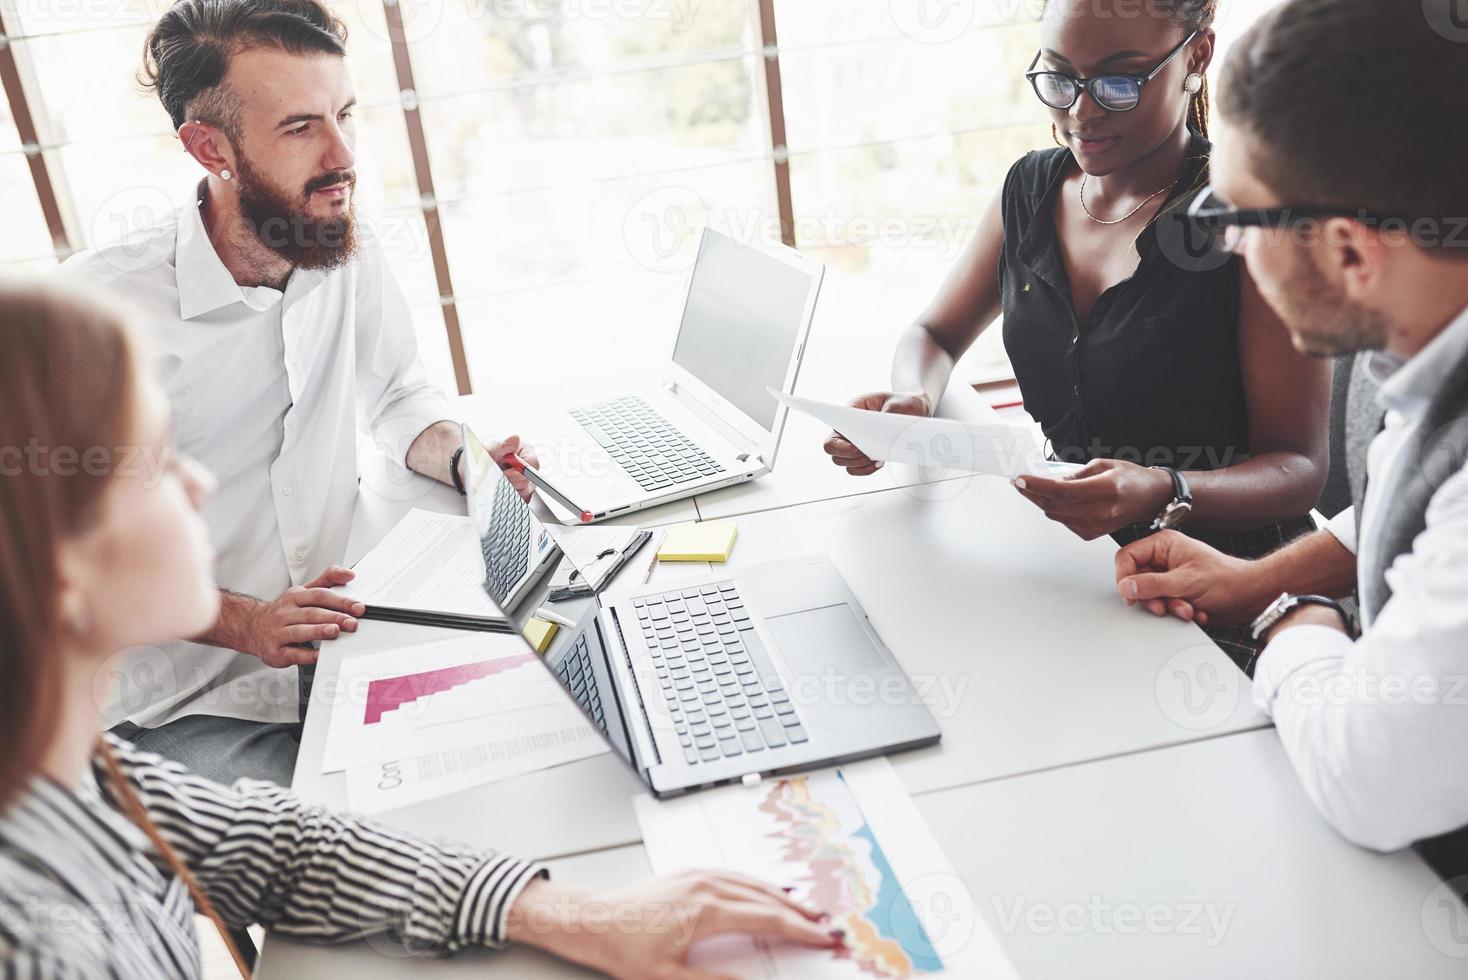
[
  {"left": 1149, "top": 466, "right": 1192, "bottom": 531},
  {"left": 1157, "top": 466, "right": 1191, "bottom": 504},
  {"left": 1251, "top": 593, "right": 1354, "bottom": 642},
  {"left": 449, "top": 446, "right": 467, "bottom": 496}
]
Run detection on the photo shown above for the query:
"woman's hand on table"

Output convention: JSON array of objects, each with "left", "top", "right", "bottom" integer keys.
[
  {"left": 821, "top": 391, "right": 932, "bottom": 476},
  {"left": 507, "top": 871, "right": 844, "bottom": 980},
  {"left": 1012, "top": 458, "right": 1175, "bottom": 541}
]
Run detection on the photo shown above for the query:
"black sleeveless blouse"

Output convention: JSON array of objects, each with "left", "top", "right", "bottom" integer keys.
[{"left": 998, "top": 132, "right": 1251, "bottom": 471}]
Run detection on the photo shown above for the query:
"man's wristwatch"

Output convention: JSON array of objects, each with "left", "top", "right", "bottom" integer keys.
[
  {"left": 449, "top": 446, "right": 467, "bottom": 496},
  {"left": 1250, "top": 592, "right": 1355, "bottom": 642},
  {"left": 1149, "top": 466, "right": 1193, "bottom": 531}
]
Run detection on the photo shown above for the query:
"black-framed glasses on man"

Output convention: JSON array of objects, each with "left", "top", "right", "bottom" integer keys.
[
  {"left": 1185, "top": 185, "right": 1399, "bottom": 254},
  {"left": 1025, "top": 30, "right": 1198, "bottom": 113}
]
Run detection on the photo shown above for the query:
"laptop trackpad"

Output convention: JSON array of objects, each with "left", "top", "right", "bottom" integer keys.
[{"left": 764, "top": 604, "right": 887, "bottom": 672}]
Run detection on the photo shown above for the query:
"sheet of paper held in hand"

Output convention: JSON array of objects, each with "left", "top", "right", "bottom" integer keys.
[
  {"left": 770, "top": 387, "right": 1083, "bottom": 480},
  {"left": 632, "top": 757, "right": 1017, "bottom": 979},
  {"left": 338, "top": 509, "right": 501, "bottom": 620}
]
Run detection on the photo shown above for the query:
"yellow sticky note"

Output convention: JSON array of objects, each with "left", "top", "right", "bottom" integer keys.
[
  {"left": 657, "top": 522, "right": 738, "bottom": 562},
  {"left": 522, "top": 618, "right": 559, "bottom": 654}
]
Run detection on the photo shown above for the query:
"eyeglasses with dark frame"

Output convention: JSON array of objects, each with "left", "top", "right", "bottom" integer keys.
[
  {"left": 1186, "top": 185, "right": 1407, "bottom": 253},
  {"left": 1026, "top": 30, "right": 1198, "bottom": 113}
]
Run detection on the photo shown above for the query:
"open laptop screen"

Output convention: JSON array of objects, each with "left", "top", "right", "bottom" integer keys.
[{"left": 671, "top": 230, "right": 818, "bottom": 432}]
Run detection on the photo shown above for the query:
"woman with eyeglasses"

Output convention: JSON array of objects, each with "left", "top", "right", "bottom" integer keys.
[
  {"left": 0, "top": 280, "right": 844, "bottom": 979},
  {"left": 822, "top": 0, "right": 1330, "bottom": 670}
]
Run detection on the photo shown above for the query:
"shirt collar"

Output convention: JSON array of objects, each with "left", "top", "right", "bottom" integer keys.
[
  {"left": 1367, "top": 304, "right": 1468, "bottom": 417},
  {"left": 176, "top": 185, "right": 250, "bottom": 321}
]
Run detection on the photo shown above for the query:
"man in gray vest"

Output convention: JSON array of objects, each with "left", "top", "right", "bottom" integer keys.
[{"left": 1113, "top": 0, "right": 1468, "bottom": 855}]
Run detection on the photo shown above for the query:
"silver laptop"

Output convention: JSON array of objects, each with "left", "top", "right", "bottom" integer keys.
[
  {"left": 462, "top": 425, "right": 560, "bottom": 615},
  {"left": 532, "top": 228, "right": 824, "bottom": 524},
  {"left": 537, "top": 555, "right": 941, "bottom": 798}
]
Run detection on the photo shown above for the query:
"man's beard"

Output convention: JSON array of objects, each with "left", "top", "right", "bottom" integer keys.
[
  {"left": 234, "top": 153, "right": 357, "bottom": 271},
  {"left": 1273, "top": 249, "right": 1391, "bottom": 358}
]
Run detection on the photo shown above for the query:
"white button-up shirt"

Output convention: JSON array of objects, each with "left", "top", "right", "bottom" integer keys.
[
  {"left": 59, "top": 189, "right": 454, "bottom": 726},
  {"left": 1255, "top": 304, "right": 1468, "bottom": 851}
]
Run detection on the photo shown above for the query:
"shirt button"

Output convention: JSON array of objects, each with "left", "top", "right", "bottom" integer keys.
[
  {"left": 282, "top": 485, "right": 293, "bottom": 496},
  {"left": 294, "top": 548, "right": 307, "bottom": 562}
]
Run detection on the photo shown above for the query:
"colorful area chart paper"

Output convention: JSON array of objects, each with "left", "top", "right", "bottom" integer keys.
[
  {"left": 321, "top": 634, "right": 603, "bottom": 776},
  {"left": 632, "top": 758, "right": 1016, "bottom": 979}
]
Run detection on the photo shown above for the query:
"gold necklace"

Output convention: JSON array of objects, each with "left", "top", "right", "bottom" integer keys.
[{"left": 1079, "top": 173, "right": 1178, "bottom": 226}]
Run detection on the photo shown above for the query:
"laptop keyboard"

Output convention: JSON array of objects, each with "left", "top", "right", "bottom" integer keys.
[
  {"left": 480, "top": 476, "right": 532, "bottom": 603},
  {"left": 569, "top": 394, "right": 725, "bottom": 493},
  {"left": 635, "top": 583, "right": 807, "bottom": 765},
  {"left": 554, "top": 632, "right": 609, "bottom": 735}
]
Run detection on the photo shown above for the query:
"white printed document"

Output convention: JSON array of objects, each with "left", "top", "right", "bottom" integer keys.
[
  {"left": 772, "top": 388, "right": 1080, "bottom": 481},
  {"left": 321, "top": 634, "right": 602, "bottom": 775},
  {"left": 632, "top": 758, "right": 1017, "bottom": 979},
  {"left": 338, "top": 508, "right": 504, "bottom": 625},
  {"left": 345, "top": 731, "right": 607, "bottom": 815}
]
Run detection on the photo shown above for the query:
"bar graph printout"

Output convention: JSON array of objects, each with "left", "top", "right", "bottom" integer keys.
[
  {"left": 633, "top": 758, "right": 1017, "bottom": 979},
  {"left": 322, "top": 634, "right": 602, "bottom": 776}
]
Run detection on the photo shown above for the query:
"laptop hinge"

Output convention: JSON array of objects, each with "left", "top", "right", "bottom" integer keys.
[
  {"left": 607, "top": 606, "right": 664, "bottom": 770},
  {"left": 665, "top": 379, "right": 767, "bottom": 464}
]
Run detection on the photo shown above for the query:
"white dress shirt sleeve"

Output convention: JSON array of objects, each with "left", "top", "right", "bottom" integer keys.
[
  {"left": 1324, "top": 505, "right": 1359, "bottom": 556},
  {"left": 352, "top": 231, "right": 457, "bottom": 465},
  {"left": 1253, "top": 467, "right": 1468, "bottom": 851}
]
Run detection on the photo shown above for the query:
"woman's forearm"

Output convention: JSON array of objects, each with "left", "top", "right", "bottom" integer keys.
[
  {"left": 891, "top": 323, "right": 959, "bottom": 414},
  {"left": 1182, "top": 449, "right": 1327, "bottom": 533}
]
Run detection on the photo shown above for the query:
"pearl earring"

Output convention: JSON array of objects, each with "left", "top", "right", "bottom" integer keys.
[
  {"left": 1185, "top": 73, "right": 1203, "bottom": 95},
  {"left": 220, "top": 169, "right": 232, "bottom": 181}
]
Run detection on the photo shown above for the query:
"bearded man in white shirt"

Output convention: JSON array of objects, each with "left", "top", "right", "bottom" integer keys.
[
  {"left": 59, "top": 0, "right": 536, "bottom": 786},
  {"left": 1110, "top": 0, "right": 1468, "bottom": 874}
]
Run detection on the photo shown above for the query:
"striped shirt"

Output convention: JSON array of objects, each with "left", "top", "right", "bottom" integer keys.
[{"left": 0, "top": 736, "right": 546, "bottom": 978}]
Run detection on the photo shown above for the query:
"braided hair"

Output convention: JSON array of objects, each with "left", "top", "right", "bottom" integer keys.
[{"left": 1170, "top": 0, "right": 1217, "bottom": 137}]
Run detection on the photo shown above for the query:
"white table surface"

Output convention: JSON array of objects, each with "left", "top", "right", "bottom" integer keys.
[
  {"left": 287, "top": 455, "right": 1267, "bottom": 858},
  {"left": 259, "top": 371, "right": 1459, "bottom": 978},
  {"left": 260, "top": 729, "right": 1468, "bottom": 978}
]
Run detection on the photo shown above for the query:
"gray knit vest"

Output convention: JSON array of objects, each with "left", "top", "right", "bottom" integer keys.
[{"left": 1350, "top": 344, "right": 1468, "bottom": 622}]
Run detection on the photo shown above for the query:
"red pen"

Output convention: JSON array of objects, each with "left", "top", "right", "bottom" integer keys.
[{"left": 502, "top": 452, "right": 594, "bottom": 524}]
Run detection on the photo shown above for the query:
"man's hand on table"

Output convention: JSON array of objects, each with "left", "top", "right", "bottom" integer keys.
[
  {"left": 1113, "top": 530, "right": 1274, "bottom": 627},
  {"left": 202, "top": 566, "right": 366, "bottom": 667}
]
